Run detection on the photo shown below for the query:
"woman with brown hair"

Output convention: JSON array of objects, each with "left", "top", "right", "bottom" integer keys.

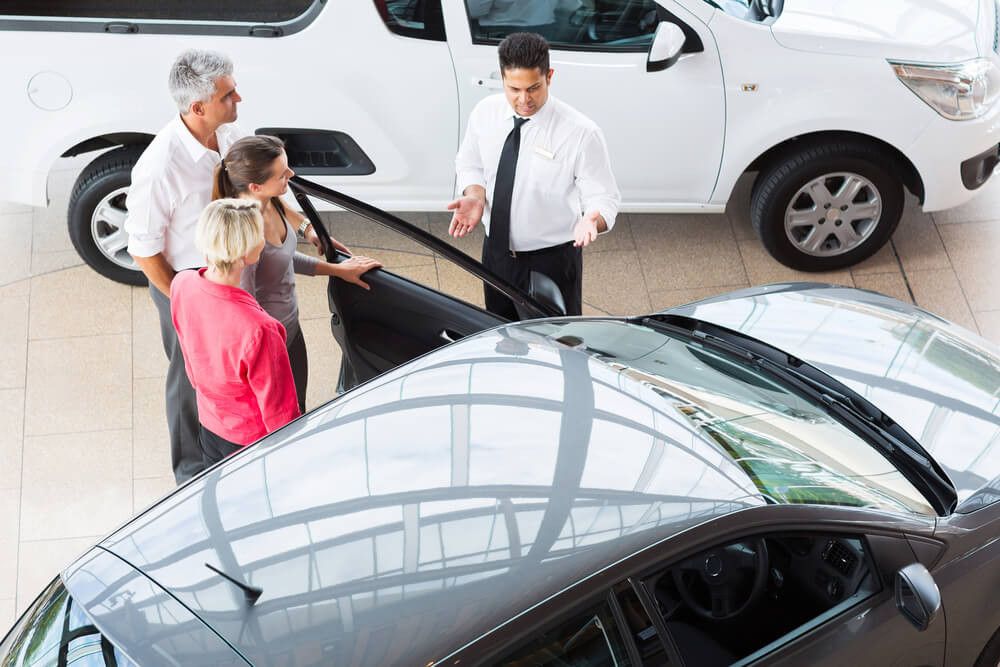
[{"left": 214, "top": 134, "right": 381, "bottom": 412}]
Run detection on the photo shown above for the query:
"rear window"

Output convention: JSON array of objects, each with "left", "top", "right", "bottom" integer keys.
[
  {"left": 0, "top": 578, "right": 137, "bottom": 667},
  {"left": 0, "top": 1, "right": 313, "bottom": 21}
]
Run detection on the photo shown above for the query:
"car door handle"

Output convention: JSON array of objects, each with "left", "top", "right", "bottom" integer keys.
[
  {"left": 472, "top": 73, "right": 504, "bottom": 90},
  {"left": 439, "top": 329, "right": 463, "bottom": 344}
]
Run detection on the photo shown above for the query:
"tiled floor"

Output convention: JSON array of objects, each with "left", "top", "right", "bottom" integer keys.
[{"left": 1, "top": 159, "right": 999, "bottom": 629}]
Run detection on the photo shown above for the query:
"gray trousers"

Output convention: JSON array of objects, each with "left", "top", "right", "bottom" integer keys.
[{"left": 150, "top": 285, "right": 205, "bottom": 484}]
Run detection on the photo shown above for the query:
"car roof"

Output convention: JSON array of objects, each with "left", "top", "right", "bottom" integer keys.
[{"left": 92, "top": 324, "right": 763, "bottom": 664}]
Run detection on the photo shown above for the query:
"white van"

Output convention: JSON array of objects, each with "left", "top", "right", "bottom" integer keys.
[{"left": 3, "top": 0, "right": 999, "bottom": 284}]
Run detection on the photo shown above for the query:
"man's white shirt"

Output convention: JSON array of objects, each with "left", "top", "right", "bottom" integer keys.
[
  {"left": 456, "top": 94, "right": 620, "bottom": 252},
  {"left": 125, "top": 115, "right": 246, "bottom": 270}
]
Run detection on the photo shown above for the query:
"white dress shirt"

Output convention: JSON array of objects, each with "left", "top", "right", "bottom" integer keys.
[
  {"left": 125, "top": 116, "right": 246, "bottom": 270},
  {"left": 456, "top": 94, "right": 620, "bottom": 252}
]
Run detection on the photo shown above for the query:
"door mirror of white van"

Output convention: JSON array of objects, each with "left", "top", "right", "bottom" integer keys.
[{"left": 647, "top": 22, "right": 686, "bottom": 72}]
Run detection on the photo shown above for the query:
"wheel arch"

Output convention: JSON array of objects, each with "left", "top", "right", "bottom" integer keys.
[
  {"left": 61, "top": 132, "right": 154, "bottom": 158},
  {"left": 742, "top": 130, "right": 925, "bottom": 204}
]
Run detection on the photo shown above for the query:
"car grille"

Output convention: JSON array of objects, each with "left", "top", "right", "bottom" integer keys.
[{"left": 822, "top": 540, "right": 858, "bottom": 576}]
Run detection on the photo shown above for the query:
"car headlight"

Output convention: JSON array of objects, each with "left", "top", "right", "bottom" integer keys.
[{"left": 890, "top": 58, "right": 1000, "bottom": 120}]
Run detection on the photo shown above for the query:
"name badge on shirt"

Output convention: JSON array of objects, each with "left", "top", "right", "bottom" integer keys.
[{"left": 533, "top": 146, "right": 555, "bottom": 160}]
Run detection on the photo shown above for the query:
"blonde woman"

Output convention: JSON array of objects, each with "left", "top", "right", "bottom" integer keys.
[
  {"left": 214, "top": 134, "right": 381, "bottom": 412},
  {"left": 171, "top": 198, "right": 300, "bottom": 467}
]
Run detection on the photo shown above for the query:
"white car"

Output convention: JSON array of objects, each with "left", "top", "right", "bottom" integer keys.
[{"left": 2, "top": 0, "right": 999, "bottom": 284}]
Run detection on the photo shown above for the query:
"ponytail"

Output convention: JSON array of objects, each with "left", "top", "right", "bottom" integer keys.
[{"left": 212, "top": 160, "right": 235, "bottom": 200}]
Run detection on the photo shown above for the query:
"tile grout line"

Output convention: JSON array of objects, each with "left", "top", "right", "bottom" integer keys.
[
  {"left": 888, "top": 239, "right": 917, "bottom": 304},
  {"left": 622, "top": 214, "right": 657, "bottom": 313},
  {"left": 13, "top": 268, "right": 32, "bottom": 612},
  {"left": 22, "top": 425, "right": 135, "bottom": 440},
  {"left": 929, "top": 219, "right": 981, "bottom": 334}
]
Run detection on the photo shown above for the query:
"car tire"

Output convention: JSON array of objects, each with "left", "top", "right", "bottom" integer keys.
[
  {"left": 974, "top": 626, "right": 1000, "bottom": 667},
  {"left": 750, "top": 140, "right": 904, "bottom": 271},
  {"left": 67, "top": 145, "right": 148, "bottom": 286}
]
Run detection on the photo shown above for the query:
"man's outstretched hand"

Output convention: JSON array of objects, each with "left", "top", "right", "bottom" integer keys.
[{"left": 447, "top": 195, "right": 486, "bottom": 237}]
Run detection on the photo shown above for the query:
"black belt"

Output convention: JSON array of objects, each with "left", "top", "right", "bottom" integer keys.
[{"left": 506, "top": 241, "right": 574, "bottom": 258}]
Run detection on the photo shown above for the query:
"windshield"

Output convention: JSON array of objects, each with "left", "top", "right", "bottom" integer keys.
[
  {"left": 522, "top": 320, "right": 936, "bottom": 516},
  {"left": 0, "top": 578, "right": 137, "bottom": 667}
]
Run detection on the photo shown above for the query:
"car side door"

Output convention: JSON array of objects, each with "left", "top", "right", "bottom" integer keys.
[
  {"left": 292, "top": 177, "right": 560, "bottom": 391},
  {"left": 441, "top": 0, "right": 726, "bottom": 208}
]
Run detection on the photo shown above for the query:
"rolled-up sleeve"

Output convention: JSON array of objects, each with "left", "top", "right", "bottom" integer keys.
[
  {"left": 575, "top": 128, "right": 621, "bottom": 231},
  {"left": 125, "top": 165, "right": 172, "bottom": 258},
  {"left": 455, "top": 109, "right": 486, "bottom": 196}
]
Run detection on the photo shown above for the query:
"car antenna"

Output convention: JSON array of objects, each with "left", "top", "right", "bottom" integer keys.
[{"left": 205, "top": 563, "right": 263, "bottom": 606}]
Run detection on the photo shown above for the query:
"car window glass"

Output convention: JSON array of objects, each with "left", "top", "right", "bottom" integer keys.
[
  {"left": 0, "top": 578, "right": 139, "bottom": 667},
  {"left": 465, "top": 0, "right": 661, "bottom": 51},
  {"left": 643, "top": 532, "right": 879, "bottom": 666},
  {"left": 374, "top": 0, "right": 447, "bottom": 40},
  {"left": 616, "top": 584, "right": 671, "bottom": 665},
  {"left": 494, "top": 600, "right": 634, "bottom": 666},
  {"left": 0, "top": 0, "right": 312, "bottom": 21}
]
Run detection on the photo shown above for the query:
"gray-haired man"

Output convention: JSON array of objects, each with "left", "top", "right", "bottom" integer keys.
[{"left": 125, "top": 49, "right": 246, "bottom": 483}]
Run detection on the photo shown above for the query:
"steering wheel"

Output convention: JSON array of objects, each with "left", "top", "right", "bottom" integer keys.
[{"left": 671, "top": 538, "right": 769, "bottom": 621}]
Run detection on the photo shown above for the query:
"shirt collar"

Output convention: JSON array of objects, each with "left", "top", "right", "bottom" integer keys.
[
  {"left": 192, "top": 267, "right": 260, "bottom": 305},
  {"left": 503, "top": 95, "right": 556, "bottom": 130},
  {"left": 171, "top": 115, "right": 221, "bottom": 164}
]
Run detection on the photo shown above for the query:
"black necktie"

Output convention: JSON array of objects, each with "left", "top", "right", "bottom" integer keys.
[{"left": 489, "top": 116, "right": 529, "bottom": 256}]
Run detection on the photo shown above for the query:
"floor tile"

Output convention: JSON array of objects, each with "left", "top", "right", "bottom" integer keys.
[
  {"left": 931, "top": 179, "right": 1000, "bottom": 223},
  {"left": 937, "top": 222, "right": 1000, "bottom": 312},
  {"left": 134, "top": 476, "right": 175, "bottom": 515},
  {"left": 584, "top": 214, "right": 636, "bottom": 253},
  {"left": 435, "top": 258, "right": 487, "bottom": 309},
  {"left": 295, "top": 274, "right": 331, "bottom": 322},
  {"left": 0, "top": 489, "right": 20, "bottom": 600},
  {"left": 906, "top": 269, "right": 979, "bottom": 332},
  {"left": 649, "top": 285, "right": 751, "bottom": 312},
  {"left": 393, "top": 263, "right": 440, "bottom": 290},
  {"left": 973, "top": 310, "right": 1000, "bottom": 345},
  {"left": 321, "top": 211, "right": 431, "bottom": 257},
  {"left": 133, "top": 377, "right": 170, "bottom": 480},
  {"left": 0, "top": 280, "right": 30, "bottom": 299},
  {"left": 428, "top": 220, "right": 485, "bottom": 258},
  {"left": 582, "top": 301, "right": 611, "bottom": 316},
  {"left": 132, "top": 287, "right": 167, "bottom": 379},
  {"left": 25, "top": 335, "right": 131, "bottom": 437},
  {"left": 20, "top": 430, "right": 132, "bottom": 541},
  {"left": 0, "top": 214, "right": 33, "bottom": 286},
  {"left": 738, "top": 241, "right": 854, "bottom": 287},
  {"left": 892, "top": 208, "right": 951, "bottom": 272},
  {"left": 17, "top": 536, "right": 98, "bottom": 613},
  {"left": 852, "top": 272, "right": 914, "bottom": 304},
  {"left": 0, "top": 294, "right": 28, "bottom": 388},
  {"left": 632, "top": 214, "right": 747, "bottom": 290},
  {"left": 849, "top": 241, "right": 900, "bottom": 276},
  {"left": 32, "top": 192, "right": 74, "bottom": 255},
  {"left": 0, "top": 389, "right": 24, "bottom": 489},
  {"left": 300, "top": 317, "right": 342, "bottom": 411},
  {"left": 29, "top": 250, "right": 83, "bottom": 276},
  {"left": 29, "top": 265, "right": 131, "bottom": 340},
  {"left": 582, "top": 250, "right": 651, "bottom": 315}
]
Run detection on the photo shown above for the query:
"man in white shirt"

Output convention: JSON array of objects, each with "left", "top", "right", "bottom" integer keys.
[
  {"left": 125, "top": 49, "right": 247, "bottom": 483},
  {"left": 448, "top": 32, "right": 620, "bottom": 318}
]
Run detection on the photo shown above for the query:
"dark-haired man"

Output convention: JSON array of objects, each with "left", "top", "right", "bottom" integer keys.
[{"left": 448, "top": 32, "right": 619, "bottom": 318}]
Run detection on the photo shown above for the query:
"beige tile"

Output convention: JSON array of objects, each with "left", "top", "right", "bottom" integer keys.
[
  {"left": 648, "top": 285, "right": 751, "bottom": 312},
  {"left": 435, "top": 258, "right": 487, "bottom": 309},
  {"left": 133, "top": 377, "right": 170, "bottom": 480},
  {"left": 393, "top": 263, "right": 440, "bottom": 290},
  {"left": 29, "top": 250, "right": 83, "bottom": 276},
  {"left": 32, "top": 200, "right": 74, "bottom": 255},
  {"left": 295, "top": 274, "right": 331, "bottom": 322},
  {"left": 906, "top": 269, "right": 979, "bottom": 332},
  {"left": 29, "top": 265, "right": 130, "bottom": 340},
  {"left": 21, "top": 430, "right": 132, "bottom": 541},
  {"left": 428, "top": 220, "right": 485, "bottom": 258},
  {"left": 134, "top": 476, "right": 175, "bottom": 515},
  {"left": 632, "top": 214, "right": 747, "bottom": 290},
  {"left": 582, "top": 250, "right": 651, "bottom": 316},
  {"left": 25, "top": 334, "right": 131, "bottom": 436},
  {"left": 0, "top": 294, "right": 28, "bottom": 388},
  {"left": 300, "top": 318, "right": 342, "bottom": 411},
  {"left": 852, "top": 272, "right": 914, "bottom": 304},
  {"left": 353, "top": 247, "right": 435, "bottom": 270},
  {"left": 17, "top": 536, "right": 98, "bottom": 613},
  {"left": 0, "top": 214, "right": 32, "bottom": 286},
  {"left": 0, "top": 597, "right": 14, "bottom": 631},
  {"left": 725, "top": 173, "right": 757, "bottom": 242},
  {"left": 892, "top": 208, "right": 951, "bottom": 272},
  {"left": 581, "top": 301, "right": 611, "bottom": 316},
  {"left": 584, "top": 214, "right": 636, "bottom": 253},
  {"left": 0, "top": 489, "right": 19, "bottom": 600},
  {"left": 0, "top": 279, "right": 30, "bottom": 299},
  {"left": 322, "top": 212, "right": 431, "bottom": 257},
  {"left": 0, "top": 389, "right": 23, "bottom": 490},
  {"left": 132, "top": 287, "right": 167, "bottom": 379},
  {"left": 849, "top": 241, "right": 900, "bottom": 276},
  {"left": 931, "top": 179, "right": 1000, "bottom": 224},
  {"left": 973, "top": 310, "right": 1000, "bottom": 345},
  {"left": 738, "top": 241, "right": 854, "bottom": 287},
  {"left": 938, "top": 222, "right": 1000, "bottom": 312}
]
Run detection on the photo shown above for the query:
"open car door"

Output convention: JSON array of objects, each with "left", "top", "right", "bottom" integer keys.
[{"left": 290, "top": 177, "right": 564, "bottom": 391}]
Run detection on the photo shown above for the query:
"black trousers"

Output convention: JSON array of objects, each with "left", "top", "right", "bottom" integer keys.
[
  {"left": 482, "top": 238, "right": 583, "bottom": 319},
  {"left": 199, "top": 424, "right": 243, "bottom": 469},
  {"left": 286, "top": 324, "right": 308, "bottom": 414}
]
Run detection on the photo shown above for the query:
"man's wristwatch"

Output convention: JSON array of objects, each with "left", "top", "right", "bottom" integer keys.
[{"left": 298, "top": 219, "right": 312, "bottom": 236}]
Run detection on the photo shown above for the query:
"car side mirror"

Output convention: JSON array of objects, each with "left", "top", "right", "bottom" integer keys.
[
  {"left": 647, "top": 22, "right": 686, "bottom": 72},
  {"left": 895, "top": 563, "right": 941, "bottom": 631},
  {"left": 529, "top": 271, "right": 567, "bottom": 316}
]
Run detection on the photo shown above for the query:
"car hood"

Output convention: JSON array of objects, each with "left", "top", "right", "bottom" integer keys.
[
  {"left": 770, "top": 0, "right": 987, "bottom": 62},
  {"left": 668, "top": 283, "right": 1000, "bottom": 511}
]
